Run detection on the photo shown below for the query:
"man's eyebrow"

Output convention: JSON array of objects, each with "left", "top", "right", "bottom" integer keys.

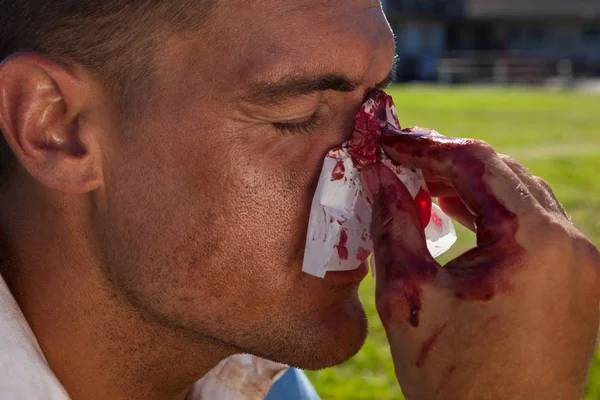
[
  {"left": 245, "top": 74, "right": 358, "bottom": 105},
  {"left": 245, "top": 63, "right": 396, "bottom": 106}
]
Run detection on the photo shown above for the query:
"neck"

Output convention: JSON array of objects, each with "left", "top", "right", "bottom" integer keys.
[{"left": 0, "top": 177, "right": 233, "bottom": 400}]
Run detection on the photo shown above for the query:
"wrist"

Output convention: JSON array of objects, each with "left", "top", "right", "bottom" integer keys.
[{"left": 398, "top": 351, "right": 588, "bottom": 400}]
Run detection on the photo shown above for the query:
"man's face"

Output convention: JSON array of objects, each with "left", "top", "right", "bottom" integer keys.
[{"left": 98, "top": 0, "right": 395, "bottom": 368}]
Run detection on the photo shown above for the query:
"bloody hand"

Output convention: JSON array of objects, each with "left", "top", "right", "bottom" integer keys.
[{"left": 361, "top": 129, "right": 600, "bottom": 400}]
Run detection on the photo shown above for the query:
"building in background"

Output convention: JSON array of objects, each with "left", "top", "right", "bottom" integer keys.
[
  {"left": 383, "top": 0, "right": 463, "bottom": 81},
  {"left": 383, "top": 0, "right": 600, "bottom": 84}
]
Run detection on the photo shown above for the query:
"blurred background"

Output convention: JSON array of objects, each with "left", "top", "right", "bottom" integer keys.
[
  {"left": 306, "top": 1, "right": 600, "bottom": 398},
  {"left": 384, "top": 0, "right": 600, "bottom": 89}
]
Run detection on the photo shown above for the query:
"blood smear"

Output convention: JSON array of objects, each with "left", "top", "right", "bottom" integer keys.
[
  {"left": 431, "top": 212, "right": 443, "bottom": 228},
  {"left": 334, "top": 229, "right": 349, "bottom": 260},
  {"left": 331, "top": 160, "right": 345, "bottom": 181},
  {"left": 356, "top": 247, "right": 371, "bottom": 262}
]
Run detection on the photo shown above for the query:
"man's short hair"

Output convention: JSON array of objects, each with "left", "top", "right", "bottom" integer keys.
[{"left": 0, "top": 0, "right": 215, "bottom": 181}]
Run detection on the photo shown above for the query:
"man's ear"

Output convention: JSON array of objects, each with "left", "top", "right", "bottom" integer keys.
[{"left": 0, "top": 52, "right": 105, "bottom": 194}]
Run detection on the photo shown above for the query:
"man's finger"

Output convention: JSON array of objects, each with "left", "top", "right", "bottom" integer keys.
[
  {"left": 437, "top": 196, "right": 476, "bottom": 231},
  {"left": 422, "top": 170, "right": 448, "bottom": 183},
  {"left": 426, "top": 181, "right": 456, "bottom": 198},
  {"left": 499, "top": 154, "right": 569, "bottom": 219},
  {"left": 381, "top": 130, "right": 542, "bottom": 245},
  {"left": 361, "top": 164, "right": 440, "bottom": 295},
  {"left": 426, "top": 181, "right": 476, "bottom": 230}
]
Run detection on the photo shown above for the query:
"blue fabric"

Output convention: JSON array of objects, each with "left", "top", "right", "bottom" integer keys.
[{"left": 265, "top": 368, "right": 321, "bottom": 400}]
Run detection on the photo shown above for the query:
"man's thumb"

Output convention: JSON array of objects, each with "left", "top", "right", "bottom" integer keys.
[{"left": 361, "top": 164, "right": 439, "bottom": 298}]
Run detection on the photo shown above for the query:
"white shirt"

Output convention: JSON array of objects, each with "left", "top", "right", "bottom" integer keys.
[{"left": 0, "top": 276, "right": 287, "bottom": 399}]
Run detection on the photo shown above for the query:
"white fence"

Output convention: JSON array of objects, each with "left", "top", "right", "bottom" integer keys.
[{"left": 437, "top": 56, "right": 578, "bottom": 87}]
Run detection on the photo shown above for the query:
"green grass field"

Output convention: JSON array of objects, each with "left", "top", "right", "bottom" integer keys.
[{"left": 305, "top": 85, "right": 600, "bottom": 399}]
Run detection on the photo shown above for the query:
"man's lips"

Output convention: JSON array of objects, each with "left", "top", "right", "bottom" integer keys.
[{"left": 324, "top": 260, "right": 369, "bottom": 285}]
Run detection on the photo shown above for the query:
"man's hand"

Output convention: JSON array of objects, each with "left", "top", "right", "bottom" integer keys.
[{"left": 361, "top": 130, "right": 600, "bottom": 400}]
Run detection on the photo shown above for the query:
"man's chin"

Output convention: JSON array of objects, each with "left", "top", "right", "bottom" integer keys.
[
  {"left": 285, "top": 296, "right": 369, "bottom": 370},
  {"left": 231, "top": 294, "right": 368, "bottom": 370}
]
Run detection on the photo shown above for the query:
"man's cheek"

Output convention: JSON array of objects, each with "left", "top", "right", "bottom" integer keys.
[
  {"left": 218, "top": 172, "right": 305, "bottom": 274},
  {"left": 225, "top": 129, "right": 345, "bottom": 245}
]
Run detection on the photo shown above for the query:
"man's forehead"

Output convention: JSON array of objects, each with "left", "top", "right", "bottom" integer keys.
[
  {"left": 198, "top": 0, "right": 392, "bottom": 91},
  {"left": 153, "top": 0, "right": 393, "bottom": 107}
]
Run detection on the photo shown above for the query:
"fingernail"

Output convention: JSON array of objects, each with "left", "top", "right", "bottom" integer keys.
[{"left": 361, "top": 166, "right": 380, "bottom": 198}]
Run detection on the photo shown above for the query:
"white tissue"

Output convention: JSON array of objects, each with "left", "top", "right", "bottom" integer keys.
[{"left": 302, "top": 97, "right": 456, "bottom": 278}]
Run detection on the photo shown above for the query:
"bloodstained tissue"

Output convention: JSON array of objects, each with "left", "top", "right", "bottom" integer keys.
[
  {"left": 328, "top": 90, "right": 436, "bottom": 262},
  {"left": 347, "top": 90, "right": 396, "bottom": 169},
  {"left": 344, "top": 90, "right": 438, "bottom": 325},
  {"left": 347, "top": 91, "right": 433, "bottom": 229},
  {"left": 305, "top": 90, "right": 456, "bottom": 325}
]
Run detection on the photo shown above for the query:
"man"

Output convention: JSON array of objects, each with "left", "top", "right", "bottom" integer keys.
[{"left": 0, "top": 1, "right": 598, "bottom": 399}]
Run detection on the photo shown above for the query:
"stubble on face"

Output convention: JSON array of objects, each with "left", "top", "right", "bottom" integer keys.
[{"left": 96, "top": 0, "right": 396, "bottom": 369}]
